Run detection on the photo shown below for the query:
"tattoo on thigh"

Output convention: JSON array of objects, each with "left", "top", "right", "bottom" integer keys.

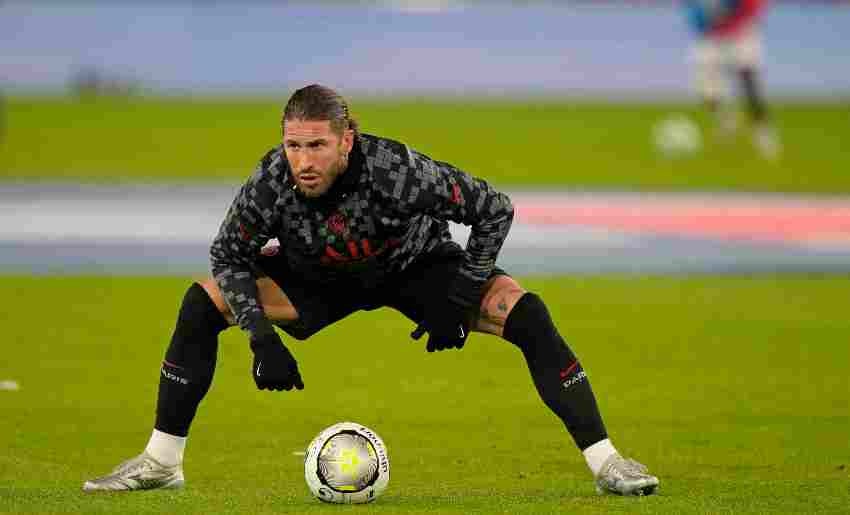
[{"left": 479, "top": 295, "right": 513, "bottom": 328}]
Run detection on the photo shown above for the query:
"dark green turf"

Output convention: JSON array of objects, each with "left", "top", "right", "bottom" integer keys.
[
  {"left": 1, "top": 274, "right": 848, "bottom": 513},
  {"left": 2, "top": 96, "right": 848, "bottom": 192}
]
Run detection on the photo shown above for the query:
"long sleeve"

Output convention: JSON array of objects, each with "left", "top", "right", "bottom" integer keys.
[
  {"left": 209, "top": 150, "right": 286, "bottom": 338},
  {"left": 372, "top": 140, "right": 514, "bottom": 286}
]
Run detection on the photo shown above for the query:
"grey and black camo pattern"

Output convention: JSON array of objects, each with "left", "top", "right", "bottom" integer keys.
[{"left": 210, "top": 133, "right": 514, "bottom": 338}]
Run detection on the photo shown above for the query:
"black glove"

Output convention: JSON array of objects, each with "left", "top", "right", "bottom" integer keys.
[
  {"left": 249, "top": 329, "right": 304, "bottom": 391},
  {"left": 411, "top": 272, "right": 482, "bottom": 352}
]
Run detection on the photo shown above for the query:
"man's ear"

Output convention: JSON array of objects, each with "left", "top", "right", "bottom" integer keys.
[{"left": 341, "top": 128, "right": 355, "bottom": 154}]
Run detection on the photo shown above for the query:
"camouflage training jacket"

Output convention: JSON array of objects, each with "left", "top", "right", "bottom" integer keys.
[{"left": 210, "top": 133, "right": 514, "bottom": 338}]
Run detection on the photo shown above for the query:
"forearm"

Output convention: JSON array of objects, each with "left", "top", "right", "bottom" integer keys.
[
  {"left": 211, "top": 263, "right": 275, "bottom": 339},
  {"left": 209, "top": 152, "right": 285, "bottom": 338},
  {"left": 462, "top": 208, "right": 514, "bottom": 282}
]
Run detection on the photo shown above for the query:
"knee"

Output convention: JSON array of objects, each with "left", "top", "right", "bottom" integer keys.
[
  {"left": 502, "top": 291, "right": 555, "bottom": 349},
  {"left": 506, "top": 291, "right": 547, "bottom": 322},
  {"left": 475, "top": 276, "right": 526, "bottom": 335},
  {"left": 175, "top": 282, "right": 230, "bottom": 336},
  {"left": 198, "top": 278, "right": 233, "bottom": 323},
  {"left": 479, "top": 276, "right": 526, "bottom": 317},
  {"left": 183, "top": 281, "right": 214, "bottom": 310}
]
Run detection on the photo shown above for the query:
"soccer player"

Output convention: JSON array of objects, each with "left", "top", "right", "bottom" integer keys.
[
  {"left": 686, "top": 0, "right": 781, "bottom": 158},
  {"left": 82, "top": 85, "right": 659, "bottom": 496}
]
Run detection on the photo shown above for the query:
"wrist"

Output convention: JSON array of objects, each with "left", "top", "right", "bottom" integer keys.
[
  {"left": 447, "top": 272, "right": 484, "bottom": 309},
  {"left": 249, "top": 325, "right": 282, "bottom": 352}
]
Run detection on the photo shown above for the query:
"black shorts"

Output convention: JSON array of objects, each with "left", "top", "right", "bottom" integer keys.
[{"left": 255, "top": 242, "right": 508, "bottom": 340}]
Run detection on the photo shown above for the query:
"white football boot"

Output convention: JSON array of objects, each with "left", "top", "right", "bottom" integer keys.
[
  {"left": 82, "top": 452, "right": 184, "bottom": 492},
  {"left": 595, "top": 454, "right": 659, "bottom": 496}
]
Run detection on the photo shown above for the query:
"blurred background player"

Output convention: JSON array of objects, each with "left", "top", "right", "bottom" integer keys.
[{"left": 686, "top": 0, "right": 781, "bottom": 159}]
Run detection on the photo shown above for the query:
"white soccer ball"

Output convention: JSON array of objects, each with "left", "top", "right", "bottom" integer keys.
[
  {"left": 304, "top": 421, "right": 390, "bottom": 504},
  {"left": 652, "top": 115, "right": 702, "bottom": 157}
]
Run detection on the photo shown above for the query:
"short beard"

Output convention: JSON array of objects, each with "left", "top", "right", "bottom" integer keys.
[{"left": 298, "top": 186, "right": 323, "bottom": 198}]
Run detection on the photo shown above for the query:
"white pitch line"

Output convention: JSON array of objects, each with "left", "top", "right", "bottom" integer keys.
[{"left": 0, "top": 380, "right": 21, "bottom": 391}]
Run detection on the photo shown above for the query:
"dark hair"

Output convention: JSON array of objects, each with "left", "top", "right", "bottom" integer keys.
[{"left": 282, "top": 84, "right": 359, "bottom": 137}]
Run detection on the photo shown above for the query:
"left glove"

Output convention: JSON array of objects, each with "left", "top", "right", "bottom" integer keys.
[
  {"left": 411, "top": 272, "right": 482, "bottom": 352},
  {"left": 250, "top": 329, "right": 304, "bottom": 391}
]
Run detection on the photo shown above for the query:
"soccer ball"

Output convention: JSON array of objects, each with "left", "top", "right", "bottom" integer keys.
[
  {"left": 304, "top": 422, "right": 390, "bottom": 504},
  {"left": 652, "top": 115, "right": 702, "bottom": 157}
]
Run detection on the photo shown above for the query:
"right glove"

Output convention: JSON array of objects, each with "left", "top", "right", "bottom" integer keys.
[
  {"left": 410, "top": 271, "right": 481, "bottom": 352},
  {"left": 249, "top": 329, "right": 304, "bottom": 391},
  {"left": 410, "top": 302, "right": 470, "bottom": 352}
]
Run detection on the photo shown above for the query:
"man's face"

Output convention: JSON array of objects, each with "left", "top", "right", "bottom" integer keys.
[{"left": 283, "top": 119, "right": 354, "bottom": 198}]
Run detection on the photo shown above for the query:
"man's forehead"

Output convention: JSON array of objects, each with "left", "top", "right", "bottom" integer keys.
[{"left": 283, "top": 119, "right": 335, "bottom": 140}]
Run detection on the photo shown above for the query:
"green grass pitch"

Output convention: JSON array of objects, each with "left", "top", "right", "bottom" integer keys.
[
  {"left": 2, "top": 96, "right": 849, "bottom": 192},
  {"left": 1, "top": 275, "right": 848, "bottom": 513}
]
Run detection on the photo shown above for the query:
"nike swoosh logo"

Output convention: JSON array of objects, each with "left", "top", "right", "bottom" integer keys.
[
  {"left": 459, "top": 326, "right": 465, "bottom": 338},
  {"left": 256, "top": 363, "right": 262, "bottom": 377}
]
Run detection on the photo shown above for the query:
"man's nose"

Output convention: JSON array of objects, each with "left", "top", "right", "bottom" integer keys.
[{"left": 295, "top": 156, "right": 313, "bottom": 174}]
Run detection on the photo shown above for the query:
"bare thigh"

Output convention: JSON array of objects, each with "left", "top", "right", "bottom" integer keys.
[
  {"left": 473, "top": 275, "right": 526, "bottom": 337},
  {"left": 199, "top": 277, "right": 300, "bottom": 326},
  {"left": 200, "top": 274, "right": 523, "bottom": 336}
]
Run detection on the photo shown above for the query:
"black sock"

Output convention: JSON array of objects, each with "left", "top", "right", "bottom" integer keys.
[
  {"left": 503, "top": 292, "right": 608, "bottom": 450},
  {"left": 738, "top": 67, "right": 768, "bottom": 123},
  {"left": 155, "top": 282, "right": 229, "bottom": 437}
]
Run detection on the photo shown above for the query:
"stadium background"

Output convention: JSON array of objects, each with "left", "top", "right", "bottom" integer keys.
[{"left": 1, "top": 1, "right": 849, "bottom": 513}]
